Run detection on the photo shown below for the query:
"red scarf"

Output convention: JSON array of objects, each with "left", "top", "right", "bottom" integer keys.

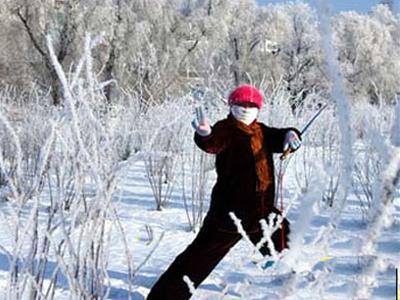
[{"left": 231, "top": 117, "right": 272, "bottom": 192}]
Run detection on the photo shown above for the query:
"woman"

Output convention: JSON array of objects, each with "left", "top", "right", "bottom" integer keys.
[{"left": 147, "top": 84, "right": 301, "bottom": 300}]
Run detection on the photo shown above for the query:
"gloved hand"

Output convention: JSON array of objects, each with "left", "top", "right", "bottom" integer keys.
[
  {"left": 192, "top": 106, "right": 211, "bottom": 137},
  {"left": 283, "top": 130, "right": 301, "bottom": 152}
]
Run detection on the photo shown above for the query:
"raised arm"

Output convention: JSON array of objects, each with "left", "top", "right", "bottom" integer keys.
[{"left": 192, "top": 107, "right": 230, "bottom": 154}]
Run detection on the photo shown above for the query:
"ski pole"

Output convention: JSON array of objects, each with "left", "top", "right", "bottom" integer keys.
[{"left": 280, "top": 103, "right": 328, "bottom": 160}]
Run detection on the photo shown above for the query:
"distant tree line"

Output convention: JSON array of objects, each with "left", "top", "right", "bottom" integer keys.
[{"left": 0, "top": 0, "right": 399, "bottom": 106}]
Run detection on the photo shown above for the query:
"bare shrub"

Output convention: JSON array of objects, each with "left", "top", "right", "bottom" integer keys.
[
  {"left": 0, "top": 35, "right": 163, "bottom": 300},
  {"left": 180, "top": 142, "right": 214, "bottom": 232},
  {"left": 318, "top": 111, "right": 341, "bottom": 208},
  {"left": 141, "top": 100, "right": 190, "bottom": 211}
]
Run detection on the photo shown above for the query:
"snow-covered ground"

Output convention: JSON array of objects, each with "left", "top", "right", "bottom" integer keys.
[
  {"left": 113, "top": 160, "right": 399, "bottom": 300},
  {"left": 0, "top": 94, "right": 398, "bottom": 299},
  {"left": 0, "top": 6, "right": 399, "bottom": 296},
  {"left": 1, "top": 157, "right": 392, "bottom": 300},
  {"left": 0, "top": 37, "right": 398, "bottom": 299}
]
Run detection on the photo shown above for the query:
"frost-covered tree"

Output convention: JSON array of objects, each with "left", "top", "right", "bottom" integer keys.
[
  {"left": 333, "top": 5, "right": 400, "bottom": 104},
  {"left": 380, "top": 0, "right": 394, "bottom": 12},
  {"left": 0, "top": 0, "right": 399, "bottom": 107},
  {"left": 2, "top": 0, "right": 76, "bottom": 104},
  {"left": 256, "top": 2, "right": 326, "bottom": 110},
  {"left": 0, "top": 0, "right": 115, "bottom": 104}
]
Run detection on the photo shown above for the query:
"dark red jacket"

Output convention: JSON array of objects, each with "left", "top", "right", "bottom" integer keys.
[{"left": 195, "top": 114, "right": 300, "bottom": 232}]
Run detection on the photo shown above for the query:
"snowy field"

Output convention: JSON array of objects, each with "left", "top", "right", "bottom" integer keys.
[
  {"left": 0, "top": 68, "right": 399, "bottom": 299},
  {"left": 0, "top": 70, "right": 399, "bottom": 299},
  {"left": 89, "top": 161, "right": 400, "bottom": 299},
  {"left": 0, "top": 155, "right": 398, "bottom": 299},
  {"left": 92, "top": 159, "right": 399, "bottom": 300},
  {"left": 0, "top": 2, "right": 399, "bottom": 298}
]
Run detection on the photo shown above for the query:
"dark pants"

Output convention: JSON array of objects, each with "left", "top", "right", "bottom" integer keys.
[{"left": 147, "top": 218, "right": 290, "bottom": 300}]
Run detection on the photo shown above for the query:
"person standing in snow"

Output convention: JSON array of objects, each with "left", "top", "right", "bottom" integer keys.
[{"left": 147, "top": 85, "right": 302, "bottom": 300}]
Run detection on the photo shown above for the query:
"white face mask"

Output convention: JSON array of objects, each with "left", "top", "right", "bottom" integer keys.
[{"left": 230, "top": 105, "right": 259, "bottom": 125}]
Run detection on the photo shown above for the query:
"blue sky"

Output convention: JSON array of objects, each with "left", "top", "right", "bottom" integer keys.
[{"left": 257, "top": 0, "right": 396, "bottom": 14}]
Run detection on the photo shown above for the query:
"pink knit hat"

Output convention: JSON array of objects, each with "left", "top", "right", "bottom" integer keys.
[{"left": 228, "top": 85, "right": 263, "bottom": 109}]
